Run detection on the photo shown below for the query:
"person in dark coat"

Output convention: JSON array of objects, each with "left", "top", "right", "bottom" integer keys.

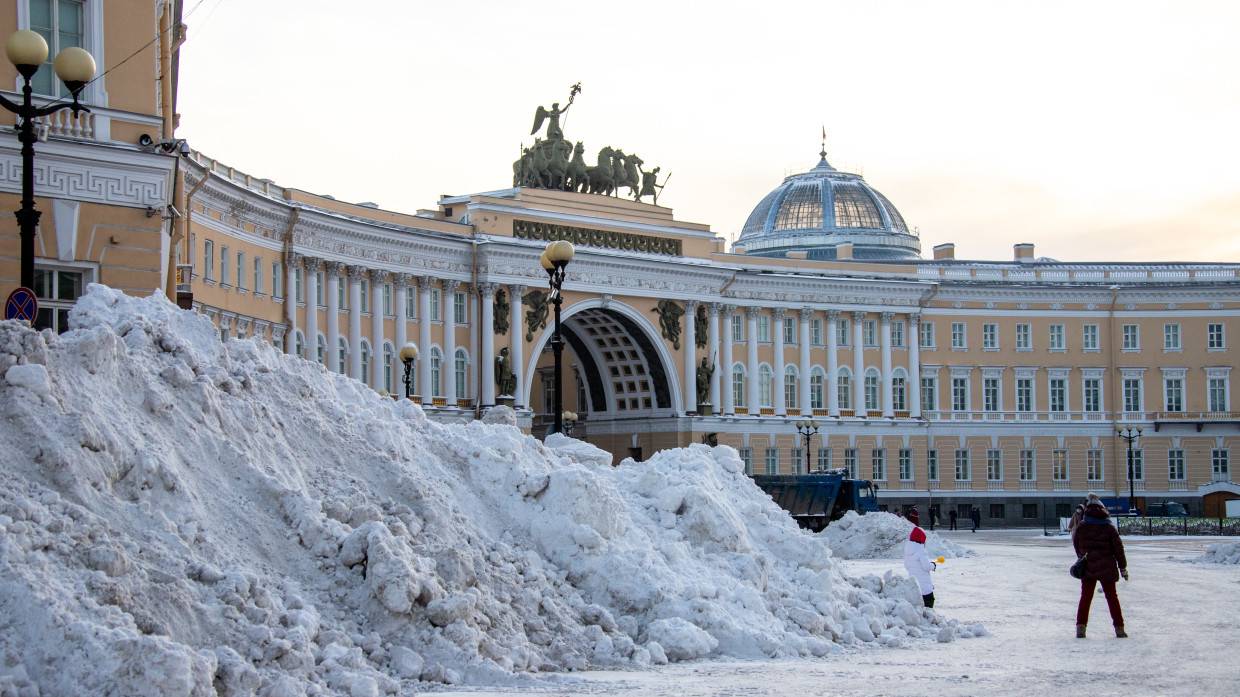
[
  {"left": 948, "top": 509, "right": 958, "bottom": 531},
  {"left": 969, "top": 507, "right": 980, "bottom": 533},
  {"left": 1072, "top": 501, "right": 1129, "bottom": 638}
]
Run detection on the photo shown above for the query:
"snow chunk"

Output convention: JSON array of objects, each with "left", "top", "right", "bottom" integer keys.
[
  {"left": 821, "top": 511, "right": 975, "bottom": 560},
  {"left": 1196, "top": 541, "right": 1240, "bottom": 564}
]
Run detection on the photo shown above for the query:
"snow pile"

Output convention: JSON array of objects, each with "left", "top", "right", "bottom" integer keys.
[
  {"left": 0, "top": 286, "right": 980, "bottom": 696},
  {"left": 1196, "top": 541, "right": 1240, "bottom": 565},
  {"left": 821, "top": 512, "right": 974, "bottom": 560}
]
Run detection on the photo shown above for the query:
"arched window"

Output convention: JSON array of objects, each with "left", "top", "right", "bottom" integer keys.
[
  {"left": 383, "top": 343, "right": 394, "bottom": 393},
  {"left": 810, "top": 367, "right": 825, "bottom": 410},
  {"left": 360, "top": 340, "right": 372, "bottom": 385},
  {"left": 455, "top": 348, "right": 469, "bottom": 400},
  {"left": 732, "top": 364, "right": 746, "bottom": 407},
  {"left": 759, "top": 364, "right": 774, "bottom": 408},
  {"left": 892, "top": 369, "right": 908, "bottom": 412},
  {"left": 865, "top": 368, "right": 880, "bottom": 411},
  {"left": 294, "top": 330, "right": 305, "bottom": 359},
  {"left": 837, "top": 368, "right": 852, "bottom": 410},
  {"left": 430, "top": 347, "right": 443, "bottom": 397},
  {"left": 316, "top": 334, "right": 326, "bottom": 365},
  {"left": 338, "top": 338, "right": 348, "bottom": 375},
  {"left": 784, "top": 365, "right": 798, "bottom": 410}
]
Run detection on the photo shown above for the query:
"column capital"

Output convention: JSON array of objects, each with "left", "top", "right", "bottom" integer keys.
[
  {"left": 322, "top": 260, "right": 344, "bottom": 274},
  {"left": 881, "top": 311, "right": 895, "bottom": 323},
  {"left": 708, "top": 302, "right": 721, "bottom": 317},
  {"left": 346, "top": 265, "right": 366, "bottom": 282},
  {"left": 909, "top": 313, "right": 921, "bottom": 326},
  {"left": 287, "top": 251, "right": 303, "bottom": 266},
  {"left": 301, "top": 255, "right": 322, "bottom": 271},
  {"left": 508, "top": 283, "right": 527, "bottom": 297},
  {"left": 772, "top": 308, "right": 786, "bottom": 321},
  {"left": 416, "top": 275, "right": 433, "bottom": 290},
  {"left": 685, "top": 299, "right": 700, "bottom": 312},
  {"left": 478, "top": 282, "right": 498, "bottom": 296},
  {"left": 444, "top": 279, "right": 461, "bottom": 292},
  {"left": 799, "top": 306, "right": 814, "bottom": 321},
  {"left": 744, "top": 306, "right": 761, "bottom": 319},
  {"left": 826, "top": 309, "right": 840, "bottom": 321},
  {"left": 369, "top": 269, "right": 390, "bottom": 283},
  {"left": 392, "top": 272, "right": 414, "bottom": 288},
  {"left": 721, "top": 303, "right": 737, "bottom": 316},
  {"left": 851, "top": 311, "right": 866, "bottom": 322}
]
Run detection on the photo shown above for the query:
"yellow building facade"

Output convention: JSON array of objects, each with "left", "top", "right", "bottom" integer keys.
[{"left": 3, "top": 0, "right": 1237, "bottom": 524}]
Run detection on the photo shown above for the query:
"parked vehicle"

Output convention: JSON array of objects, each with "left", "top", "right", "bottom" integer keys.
[
  {"left": 752, "top": 469, "right": 879, "bottom": 532},
  {"left": 1144, "top": 501, "right": 1189, "bottom": 517}
]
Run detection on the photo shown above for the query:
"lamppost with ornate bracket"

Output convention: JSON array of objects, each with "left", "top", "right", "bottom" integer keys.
[
  {"left": 399, "top": 342, "right": 419, "bottom": 400},
  {"left": 1117, "top": 425, "right": 1142, "bottom": 515},
  {"left": 540, "top": 240, "right": 574, "bottom": 436},
  {"left": 1, "top": 30, "right": 96, "bottom": 291},
  {"left": 795, "top": 417, "right": 820, "bottom": 474}
]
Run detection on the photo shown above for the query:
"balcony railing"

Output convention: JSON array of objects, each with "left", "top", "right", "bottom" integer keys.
[
  {"left": 35, "top": 109, "right": 96, "bottom": 140},
  {"left": 987, "top": 480, "right": 1004, "bottom": 491},
  {"left": 954, "top": 480, "right": 972, "bottom": 491},
  {"left": 926, "top": 410, "right": 1143, "bottom": 423},
  {"left": 1053, "top": 480, "right": 1071, "bottom": 491},
  {"left": 1019, "top": 480, "right": 1037, "bottom": 491}
]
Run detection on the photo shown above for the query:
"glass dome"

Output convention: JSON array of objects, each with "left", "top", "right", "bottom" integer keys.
[{"left": 737, "top": 152, "right": 919, "bottom": 260}]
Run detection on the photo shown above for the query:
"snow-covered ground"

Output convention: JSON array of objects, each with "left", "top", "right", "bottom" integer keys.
[{"left": 445, "top": 530, "right": 1240, "bottom": 696}]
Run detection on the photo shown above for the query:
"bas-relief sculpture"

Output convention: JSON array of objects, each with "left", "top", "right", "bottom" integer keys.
[
  {"left": 653, "top": 299, "right": 684, "bottom": 350},
  {"left": 515, "top": 84, "right": 667, "bottom": 204},
  {"left": 524, "top": 289, "right": 549, "bottom": 342}
]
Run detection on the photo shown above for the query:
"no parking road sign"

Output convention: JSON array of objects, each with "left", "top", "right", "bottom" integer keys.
[{"left": 4, "top": 287, "right": 38, "bottom": 323}]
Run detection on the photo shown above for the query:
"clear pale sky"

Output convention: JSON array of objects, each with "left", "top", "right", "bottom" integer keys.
[{"left": 176, "top": 0, "right": 1240, "bottom": 263}]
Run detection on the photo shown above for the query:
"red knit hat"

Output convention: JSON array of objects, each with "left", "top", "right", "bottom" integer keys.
[{"left": 909, "top": 527, "right": 927, "bottom": 544}]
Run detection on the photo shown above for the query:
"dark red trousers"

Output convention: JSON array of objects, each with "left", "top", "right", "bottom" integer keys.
[{"left": 1076, "top": 577, "right": 1124, "bottom": 627}]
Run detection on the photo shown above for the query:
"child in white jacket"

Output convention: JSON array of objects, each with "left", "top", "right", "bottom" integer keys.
[{"left": 902, "top": 508, "right": 937, "bottom": 608}]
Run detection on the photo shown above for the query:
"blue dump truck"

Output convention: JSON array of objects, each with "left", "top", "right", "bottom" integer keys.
[{"left": 751, "top": 469, "right": 880, "bottom": 532}]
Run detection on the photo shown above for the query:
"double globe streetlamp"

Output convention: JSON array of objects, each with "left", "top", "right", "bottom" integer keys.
[
  {"left": 795, "top": 417, "right": 820, "bottom": 474},
  {"left": 399, "top": 342, "right": 419, "bottom": 400},
  {"left": 1117, "top": 425, "right": 1142, "bottom": 515},
  {"left": 540, "top": 240, "right": 575, "bottom": 436},
  {"left": 1, "top": 30, "right": 96, "bottom": 290}
]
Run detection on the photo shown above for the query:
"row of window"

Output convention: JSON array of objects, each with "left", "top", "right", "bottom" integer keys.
[
  {"left": 725, "top": 364, "right": 1233, "bottom": 414},
  {"left": 201, "top": 240, "right": 283, "bottom": 298},
  {"left": 738, "top": 447, "right": 1231, "bottom": 481},
  {"left": 725, "top": 315, "right": 1228, "bottom": 353}
]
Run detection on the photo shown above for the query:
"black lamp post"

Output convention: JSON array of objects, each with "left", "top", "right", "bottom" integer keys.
[
  {"left": 1117, "top": 425, "right": 1142, "bottom": 515},
  {"left": 541, "top": 240, "right": 575, "bottom": 435},
  {"left": 399, "top": 342, "right": 418, "bottom": 400},
  {"left": 0, "top": 31, "right": 96, "bottom": 291},
  {"left": 795, "top": 417, "right": 820, "bottom": 474}
]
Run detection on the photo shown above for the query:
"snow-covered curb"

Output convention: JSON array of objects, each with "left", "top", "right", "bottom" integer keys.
[{"left": 0, "top": 285, "right": 983, "bottom": 696}]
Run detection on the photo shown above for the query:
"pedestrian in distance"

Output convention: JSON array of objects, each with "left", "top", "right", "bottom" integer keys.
[
  {"left": 903, "top": 507, "right": 937, "bottom": 608},
  {"left": 970, "top": 507, "right": 980, "bottom": 533},
  {"left": 1068, "top": 503, "right": 1086, "bottom": 540},
  {"left": 929, "top": 507, "right": 939, "bottom": 531},
  {"left": 1072, "top": 500, "right": 1129, "bottom": 638},
  {"left": 948, "top": 509, "right": 958, "bottom": 531}
]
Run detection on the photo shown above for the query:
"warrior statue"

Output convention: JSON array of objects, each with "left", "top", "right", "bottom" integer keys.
[
  {"left": 696, "top": 355, "right": 714, "bottom": 407},
  {"left": 530, "top": 82, "right": 582, "bottom": 142},
  {"left": 495, "top": 346, "right": 517, "bottom": 397},
  {"left": 638, "top": 166, "right": 667, "bottom": 205},
  {"left": 653, "top": 299, "right": 685, "bottom": 350}
]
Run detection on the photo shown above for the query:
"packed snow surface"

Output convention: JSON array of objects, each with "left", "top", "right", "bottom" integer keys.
[
  {"left": 1196, "top": 541, "right": 1240, "bottom": 564},
  {"left": 0, "top": 286, "right": 980, "bottom": 696},
  {"left": 820, "top": 511, "right": 974, "bottom": 560}
]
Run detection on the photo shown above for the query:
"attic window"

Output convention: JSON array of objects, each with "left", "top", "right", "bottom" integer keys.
[{"left": 443, "top": 207, "right": 454, "bottom": 218}]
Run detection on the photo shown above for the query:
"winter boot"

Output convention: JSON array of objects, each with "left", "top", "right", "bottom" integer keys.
[
  {"left": 1115, "top": 626, "right": 1127, "bottom": 638},
  {"left": 1076, "top": 624, "right": 1087, "bottom": 639}
]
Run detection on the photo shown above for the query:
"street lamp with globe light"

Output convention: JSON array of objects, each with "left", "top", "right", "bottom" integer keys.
[
  {"left": 795, "top": 417, "right": 820, "bottom": 474},
  {"left": 399, "top": 342, "right": 419, "bottom": 400},
  {"left": 1, "top": 30, "right": 96, "bottom": 291},
  {"left": 541, "top": 240, "right": 574, "bottom": 436},
  {"left": 1117, "top": 425, "right": 1142, "bottom": 515}
]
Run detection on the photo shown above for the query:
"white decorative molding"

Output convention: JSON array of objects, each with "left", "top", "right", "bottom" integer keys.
[{"left": 0, "top": 138, "right": 174, "bottom": 209}]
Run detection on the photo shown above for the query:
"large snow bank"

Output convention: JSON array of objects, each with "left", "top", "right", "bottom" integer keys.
[
  {"left": 0, "top": 286, "right": 981, "bottom": 696},
  {"left": 822, "top": 512, "right": 974, "bottom": 560},
  {"left": 1196, "top": 541, "right": 1240, "bottom": 565}
]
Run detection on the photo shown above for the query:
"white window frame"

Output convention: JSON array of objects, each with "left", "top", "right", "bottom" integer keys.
[
  {"left": 951, "top": 375, "right": 969, "bottom": 412},
  {"left": 864, "top": 319, "right": 878, "bottom": 348},
  {"left": 1019, "top": 449, "right": 1036, "bottom": 481},
  {"left": 1082, "top": 323, "right": 1099, "bottom": 352},
  {"left": 1087, "top": 450, "right": 1104, "bottom": 482},
  {"left": 892, "top": 320, "right": 905, "bottom": 348},
  {"left": 1164, "top": 323, "right": 1182, "bottom": 352},
  {"left": 899, "top": 449, "right": 912, "bottom": 481},
  {"left": 1048, "top": 375, "right": 1067, "bottom": 413},
  {"left": 757, "top": 316, "right": 771, "bottom": 343},
  {"left": 919, "top": 321, "right": 935, "bottom": 349},
  {"left": 1207, "top": 370, "right": 1230, "bottom": 413},
  {"left": 1122, "top": 324, "right": 1140, "bottom": 352},
  {"left": 811, "top": 318, "right": 823, "bottom": 346},
  {"left": 1168, "top": 449, "right": 1186, "bottom": 481},
  {"left": 986, "top": 449, "right": 1002, "bottom": 481},
  {"left": 731, "top": 314, "right": 744, "bottom": 342},
  {"left": 765, "top": 447, "right": 779, "bottom": 475},
  {"left": 1052, "top": 449, "right": 1069, "bottom": 481},
  {"left": 927, "top": 449, "right": 939, "bottom": 481},
  {"left": 954, "top": 449, "right": 970, "bottom": 481},
  {"left": 982, "top": 323, "right": 998, "bottom": 351},
  {"left": 454, "top": 291, "right": 468, "bottom": 325},
  {"left": 951, "top": 322, "right": 966, "bottom": 350},
  {"left": 1208, "top": 323, "right": 1226, "bottom": 351},
  {"left": 1015, "top": 323, "right": 1031, "bottom": 351},
  {"left": 1163, "top": 373, "right": 1185, "bottom": 413},
  {"left": 1048, "top": 324, "right": 1065, "bottom": 352},
  {"left": 783, "top": 316, "right": 796, "bottom": 345},
  {"left": 837, "top": 318, "right": 850, "bottom": 346},
  {"left": 871, "top": 448, "right": 886, "bottom": 481}
]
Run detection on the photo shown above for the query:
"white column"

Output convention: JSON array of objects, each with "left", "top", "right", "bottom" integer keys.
[
  {"left": 480, "top": 283, "right": 496, "bottom": 407},
  {"left": 721, "top": 305, "right": 735, "bottom": 415},
  {"left": 708, "top": 303, "right": 721, "bottom": 411},
  {"left": 799, "top": 307, "right": 812, "bottom": 415},
  {"left": 684, "top": 300, "right": 698, "bottom": 414},
  {"left": 285, "top": 253, "right": 299, "bottom": 354},
  {"left": 443, "top": 280, "right": 459, "bottom": 406},
  {"left": 746, "top": 307, "right": 760, "bottom": 414},
  {"left": 909, "top": 314, "right": 922, "bottom": 419},
  {"left": 853, "top": 311, "right": 867, "bottom": 418},
  {"left": 510, "top": 285, "right": 525, "bottom": 408},
  {"left": 773, "top": 309, "right": 787, "bottom": 417},
  {"left": 881, "top": 311, "right": 894, "bottom": 418},
  {"left": 394, "top": 274, "right": 410, "bottom": 394},
  {"left": 303, "top": 257, "right": 320, "bottom": 363},
  {"left": 826, "top": 310, "right": 839, "bottom": 417},
  {"left": 418, "top": 276, "right": 432, "bottom": 401},
  {"left": 347, "top": 265, "right": 364, "bottom": 380},
  {"left": 324, "top": 261, "right": 341, "bottom": 372},
  {"left": 370, "top": 270, "right": 386, "bottom": 389}
]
